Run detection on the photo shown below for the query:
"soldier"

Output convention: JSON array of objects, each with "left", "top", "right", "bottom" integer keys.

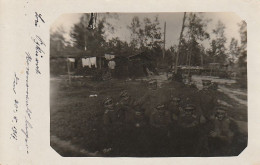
[
  {"left": 150, "top": 103, "right": 172, "bottom": 128},
  {"left": 199, "top": 80, "right": 218, "bottom": 121},
  {"left": 148, "top": 79, "right": 157, "bottom": 90},
  {"left": 202, "top": 79, "right": 212, "bottom": 90},
  {"left": 167, "top": 96, "right": 182, "bottom": 121},
  {"left": 165, "top": 96, "right": 183, "bottom": 141},
  {"left": 208, "top": 106, "right": 235, "bottom": 156},
  {"left": 177, "top": 104, "right": 205, "bottom": 156},
  {"left": 172, "top": 68, "right": 183, "bottom": 82},
  {"left": 116, "top": 90, "right": 136, "bottom": 124},
  {"left": 149, "top": 103, "right": 172, "bottom": 151},
  {"left": 103, "top": 97, "right": 117, "bottom": 125},
  {"left": 118, "top": 90, "right": 148, "bottom": 127},
  {"left": 143, "top": 79, "right": 164, "bottom": 119}
]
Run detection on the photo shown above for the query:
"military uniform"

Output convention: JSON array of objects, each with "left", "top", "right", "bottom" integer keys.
[
  {"left": 177, "top": 104, "right": 202, "bottom": 156},
  {"left": 150, "top": 104, "right": 172, "bottom": 128},
  {"left": 199, "top": 87, "right": 218, "bottom": 121},
  {"left": 149, "top": 104, "right": 172, "bottom": 152},
  {"left": 166, "top": 97, "right": 182, "bottom": 122},
  {"left": 208, "top": 108, "right": 234, "bottom": 156},
  {"left": 117, "top": 90, "right": 147, "bottom": 127},
  {"left": 103, "top": 109, "right": 117, "bottom": 125},
  {"left": 103, "top": 97, "right": 117, "bottom": 125},
  {"left": 116, "top": 91, "right": 136, "bottom": 124},
  {"left": 143, "top": 80, "right": 171, "bottom": 121}
]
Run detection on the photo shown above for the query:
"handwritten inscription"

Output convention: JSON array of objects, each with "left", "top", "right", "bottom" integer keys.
[
  {"left": 21, "top": 117, "right": 33, "bottom": 154},
  {"left": 31, "top": 35, "right": 45, "bottom": 74},
  {"left": 10, "top": 99, "right": 19, "bottom": 141},
  {"left": 11, "top": 11, "right": 45, "bottom": 154},
  {"left": 11, "top": 73, "right": 19, "bottom": 141},
  {"left": 21, "top": 52, "right": 33, "bottom": 154},
  {"left": 13, "top": 73, "right": 19, "bottom": 94},
  {"left": 34, "top": 12, "right": 45, "bottom": 27}
]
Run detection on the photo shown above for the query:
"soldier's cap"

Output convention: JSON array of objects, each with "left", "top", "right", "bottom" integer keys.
[
  {"left": 184, "top": 104, "right": 196, "bottom": 110},
  {"left": 172, "top": 97, "right": 181, "bottom": 102},
  {"left": 156, "top": 103, "right": 165, "bottom": 110},
  {"left": 202, "top": 79, "right": 212, "bottom": 85},
  {"left": 215, "top": 106, "right": 227, "bottom": 113},
  {"left": 148, "top": 79, "right": 157, "bottom": 84},
  {"left": 120, "top": 90, "right": 128, "bottom": 97},
  {"left": 104, "top": 97, "right": 113, "bottom": 105}
]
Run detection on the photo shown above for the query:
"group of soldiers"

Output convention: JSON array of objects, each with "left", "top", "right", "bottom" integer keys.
[{"left": 102, "top": 79, "right": 236, "bottom": 156}]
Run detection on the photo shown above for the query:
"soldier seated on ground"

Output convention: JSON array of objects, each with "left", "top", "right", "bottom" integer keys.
[
  {"left": 210, "top": 82, "right": 218, "bottom": 90},
  {"left": 202, "top": 79, "right": 212, "bottom": 90},
  {"left": 202, "top": 79, "right": 218, "bottom": 90},
  {"left": 176, "top": 104, "right": 206, "bottom": 156},
  {"left": 117, "top": 90, "right": 148, "bottom": 127},
  {"left": 166, "top": 96, "right": 183, "bottom": 121},
  {"left": 150, "top": 103, "right": 172, "bottom": 128},
  {"left": 148, "top": 79, "right": 158, "bottom": 90},
  {"left": 208, "top": 106, "right": 235, "bottom": 155},
  {"left": 170, "top": 68, "right": 182, "bottom": 82},
  {"left": 103, "top": 97, "right": 117, "bottom": 125},
  {"left": 116, "top": 90, "right": 136, "bottom": 124},
  {"left": 199, "top": 81, "right": 218, "bottom": 121},
  {"left": 143, "top": 79, "right": 159, "bottom": 121},
  {"left": 178, "top": 104, "right": 202, "bottom": 128}
]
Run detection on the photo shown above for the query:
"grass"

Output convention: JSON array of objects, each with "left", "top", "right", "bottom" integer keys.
[{"left": 50, "top": 76, "right": 247, "bottom": 157}]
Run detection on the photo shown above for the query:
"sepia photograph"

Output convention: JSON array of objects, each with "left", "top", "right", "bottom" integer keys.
[{"left": 50, "top": 12, "right": 247, "bottom": 157}]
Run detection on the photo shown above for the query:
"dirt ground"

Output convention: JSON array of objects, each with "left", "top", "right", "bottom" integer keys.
[{"left": 50, "top": 74, "right": 247, "bottom": 157}]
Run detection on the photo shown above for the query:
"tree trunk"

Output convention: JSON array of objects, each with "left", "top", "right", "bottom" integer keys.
[{"left": 175, "top": 12, "right": 186, "bottom": 73}]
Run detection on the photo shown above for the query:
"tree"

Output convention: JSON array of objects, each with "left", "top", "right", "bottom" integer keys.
[
  {"left": 105, "top": 37, "right": 133, "bottom": 56},
  {"left": 128, "top": 16, "right": 163, "bottom": 52},
  {"left": 228, "top": 38, "right": 239, "bottom": 63},
  {"left": 50, "top": 26, "right": 67, "bottom": 57},
  {"left": 183, "top": 13, "right": 210, "bottom": 67},
  {"left": 238, "top": 20, "right": 247, "bottom": 67},
  {"left": 208, "top": 21, "right": 227, "bottom": 64},
  {"left": 128, "top": 16, "right": 142, "bottom": 50},
  {"left": 70, "top": 14, "right": 107, "bottom": 55}
]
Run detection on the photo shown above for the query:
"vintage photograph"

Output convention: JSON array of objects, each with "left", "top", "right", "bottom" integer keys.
[{"left": 50, "top": 12, "right": 247, "bottom": 157}]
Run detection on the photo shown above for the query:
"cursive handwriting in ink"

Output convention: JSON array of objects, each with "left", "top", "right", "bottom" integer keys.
[
  {"left": 10, "top": 99, "right": 19, "bottom": 140},
  {"left": 25, "top": 52, "right": 32, "bottom": 119},
  {"left": 11, "top": 72, "right": 19, "bottom": 141},
  {"left": 13, "top": 73, "right": 19, "bottom": 94},
  {"left": 21, "top": 117, "right": 33, "bottom": 154},
  {"left": 11, "top": 126, "right": 18, "bottom": 140},
  {"left": 34, "top": 12, "right": 45, "bottom": 27},
  {"left": 21, "top": 52, "right": 33, "bottom": 154},
  {"left": 31, "top": 35, "right": 45, "bottom": 74}
]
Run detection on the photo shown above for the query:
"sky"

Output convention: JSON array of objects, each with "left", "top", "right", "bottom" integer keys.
[{"left": 51, "top": 12, "right": 243, "bottom": 49}]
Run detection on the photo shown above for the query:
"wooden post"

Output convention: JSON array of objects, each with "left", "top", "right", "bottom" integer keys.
[
  {"left": 67, "top": 57, "right": 71, "bottom": 85},
  {"left": 99, "top": 56, "right": 102, "bottom": 69},
  {"left": 163, "top": 22, "right": 166, "bottom": 59}
]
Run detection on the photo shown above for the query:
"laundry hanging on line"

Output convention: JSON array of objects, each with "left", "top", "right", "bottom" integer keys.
[
  {"left": 82, "top": 57, "right": 97, "bottom": 68},
  {"left": 89, "top": 57, "right": 97, "bottom": 68}
]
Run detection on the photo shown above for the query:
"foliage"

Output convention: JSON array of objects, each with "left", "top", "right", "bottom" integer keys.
[
  {"left": 70, "top": 14, "right": 107, "bottom": 55},
  {"left": 128, "top": 16, "right": 163, "bottom": 53},
  {"left": 237, "top": 21, "right": 247, "bottom": 68},
  {"left": 208, "top": 21, "right": 227, "bottom": 64},
  {"left": 228, "top": 38, "right": 239, "bottom": 63},
  {"left": 180, "top": 13, "right": 210, "bottom": 66},
  {"left": 105, "top": 37, "right": 133, "bottom": 56},
  {"left": 50, "top": 26, "right": 67, "bottom": 57}
]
